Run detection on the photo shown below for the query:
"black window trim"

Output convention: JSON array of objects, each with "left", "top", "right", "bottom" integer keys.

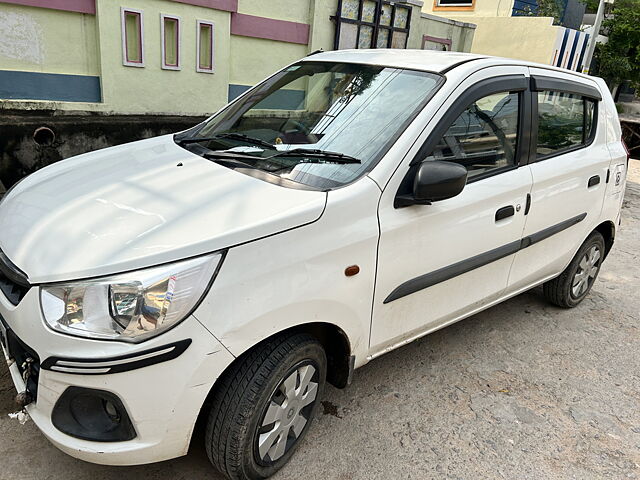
[
  {"left": 410, "top": 74, "right": 530, "bottom": 168},
  {"left": 394, "top": 74, "right": 530, "bottom": 206},
  {"left": 529, "top": 75, "right": 600, "bottom": 164},
  {"left": 530, "top": 75, "right": 602, "bottom": 101}
]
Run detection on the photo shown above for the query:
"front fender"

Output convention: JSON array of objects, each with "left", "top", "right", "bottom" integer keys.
[{"left": 192, "top": 178, "right": 381, "bottom": 368}]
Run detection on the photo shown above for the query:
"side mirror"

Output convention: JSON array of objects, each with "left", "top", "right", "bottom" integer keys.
[{"left": 395, "top": 160, "right": 467, "bottom": 208}]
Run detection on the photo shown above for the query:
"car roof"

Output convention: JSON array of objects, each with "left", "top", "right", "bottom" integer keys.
[
  {"left": 305, "top": 49, "right": 598, "bottom": 83},
  {"left": 305, "top": 49, "right": 484, "bottom": 73}
]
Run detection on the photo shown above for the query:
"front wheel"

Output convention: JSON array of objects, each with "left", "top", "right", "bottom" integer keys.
[
  {"left": 543, "top": 231, "right": 606, "bottom": 308},
  {"left": 205, "top": 333, "right": 326, "bottom": 480}
]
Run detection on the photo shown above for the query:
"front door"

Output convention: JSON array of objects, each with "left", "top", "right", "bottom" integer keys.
[{"left": 370, "top": 67, "right": 533, "bottom": 353}]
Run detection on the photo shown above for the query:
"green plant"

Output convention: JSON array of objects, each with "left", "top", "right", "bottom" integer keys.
[
  {"left": 537, "top": 0, "right": 564, "bottom": 23},
  {"left": 520, "top": 0, "right": 564, "bottom": 25},
  {"left": 580, "top": 0, "right": 600, "bottom": 14},
  {"left": 593, "top": 0, "right": 640, "bottom": 90}
]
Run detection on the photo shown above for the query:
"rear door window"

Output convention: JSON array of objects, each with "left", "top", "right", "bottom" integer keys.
[{"left": 536, "top": 91, "right": 597, "bottom": 158}]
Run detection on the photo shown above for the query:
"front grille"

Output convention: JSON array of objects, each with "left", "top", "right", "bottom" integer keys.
[
  {"left": 0, "top": 270, "right": 30, "bottom": 305},
  {"left": 0, "top": 315, "right": 40, "bottom": 400},
  {"left": 4, "top": 326, "right": 40, "bottom": 400}
]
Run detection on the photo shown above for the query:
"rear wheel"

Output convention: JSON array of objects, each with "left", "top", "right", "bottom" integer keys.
[
  {"left": 206, "top": 333, "right": 326, "bottom": 480},
  {"left": 543, "top": 231, "right": 605, "bottom": 308}
]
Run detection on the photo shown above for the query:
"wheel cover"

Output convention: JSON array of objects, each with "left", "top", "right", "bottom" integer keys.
[
  {"left": 255, "top": 362, "right": 319, "bottom": 464},
  {"left": 571, "top": 245, "right": 601, "bottom": 298}
]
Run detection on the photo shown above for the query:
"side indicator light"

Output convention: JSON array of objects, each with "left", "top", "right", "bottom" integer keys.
[{"left": 345, "top": 265, "right": 360, "bottom": 277}]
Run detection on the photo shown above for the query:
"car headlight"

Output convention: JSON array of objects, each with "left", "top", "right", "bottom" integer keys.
[{"left": 40, "top": 253, "right": 223, "bottom": 342}]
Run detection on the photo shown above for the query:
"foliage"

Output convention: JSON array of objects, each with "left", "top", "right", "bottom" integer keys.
[
  {"left": 580, "top": 0, "right": 600, "bottom": 14},
  {"left": 519, "top": 0, "right": 563, "bottom": 25},
  {"left": 537, "top": 0, "right": 564, "bottom": 23},
  {"left": 538, "top": 113, "right": 582, "bottom": 150},
  {"left": 593, "top": 0, "right": 640, "bottom": 89}
]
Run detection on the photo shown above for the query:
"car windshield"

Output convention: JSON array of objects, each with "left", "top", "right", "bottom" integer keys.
[{"left": 177, "top": 61, "right": 443, "bottom": 189}]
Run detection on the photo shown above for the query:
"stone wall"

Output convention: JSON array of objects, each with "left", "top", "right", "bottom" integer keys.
[{"left": 0, "top": 109, "right": 205, "bottom": 192}]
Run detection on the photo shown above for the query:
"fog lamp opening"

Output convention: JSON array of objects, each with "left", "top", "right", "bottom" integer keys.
[{"left": 52, "top": 387, "right": 136, "bottom": 442}]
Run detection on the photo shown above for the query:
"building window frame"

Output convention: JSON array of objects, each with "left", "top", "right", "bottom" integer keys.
[
  {"left": 121, "top": 7, "right": 145, "bottom": 67},
  {"left": 334, "top": 0, "right": 412, "bottom": 50},
  {"left": 161, "top": 14, "right": 181, "bottom": 71},
  {"left": 433, "top": 0, "right": 475, "bottom": 12},
  {"left": 196, "top": 20, "right": 215, "bottom": 74}
]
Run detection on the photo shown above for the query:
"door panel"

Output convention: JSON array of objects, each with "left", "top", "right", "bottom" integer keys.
[
  {"left": 507, "top": 68, "right": 610, "bottom": 291},
  {"left": 370, "top": 67, "right": 532, "bottom": 353}
]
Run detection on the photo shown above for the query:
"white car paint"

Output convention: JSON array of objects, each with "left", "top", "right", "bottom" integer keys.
[
  {"left": 0, "top": 135, "right": 326, "bottom": 283},
  {"left": 0, "top": 50, "right": 626, "bottom": 467}
]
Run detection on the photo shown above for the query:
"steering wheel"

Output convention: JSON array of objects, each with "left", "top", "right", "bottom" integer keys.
[{"left": 282, "top": 118, "right": 312, "bottom": 136}]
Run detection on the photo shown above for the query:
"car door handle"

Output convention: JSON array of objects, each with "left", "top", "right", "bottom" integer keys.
[
  {"left": 495, "top": 205, "right": 515, "bottom": 222},
  {"left": 588, "top": 175, "right": 600, "bottom": 188}
]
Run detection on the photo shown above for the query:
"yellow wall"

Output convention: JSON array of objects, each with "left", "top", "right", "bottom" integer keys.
[
  {"left": 95, "top": 0, "right": 231, "bottom": 115},
  {"left": 238, "top": 0, "right": 310, "bottom": 23},
  {"left": 0, "top": 0, "right": 476, "bottom": 115},
  {"left": 308, "top": 0, "right": 339, "bottom": 51},
  {"left": 229, "top": 36, "right": 308, "bottom": 88},
  {"left": 0, "top": 3, "right": 98, "bottom": 76},
  {"left": 422, "top": 0, "right": 560, "bottom": 65},
  {"left": 450, "top": 16, "right": 559, "bottom": 64}
]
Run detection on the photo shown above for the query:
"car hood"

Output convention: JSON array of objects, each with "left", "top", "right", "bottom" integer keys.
[{"left": 0, "top": 135, "right": 326, "bottom": 284}]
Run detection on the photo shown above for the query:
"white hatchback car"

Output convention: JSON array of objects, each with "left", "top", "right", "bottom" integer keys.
[{"left": 0, "top": 51, "right": 628, "bottom": 480}]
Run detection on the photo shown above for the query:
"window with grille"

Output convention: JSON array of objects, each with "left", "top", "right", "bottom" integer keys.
[{"left": 334, "top": 0, "right": 411, "bottom": 50}]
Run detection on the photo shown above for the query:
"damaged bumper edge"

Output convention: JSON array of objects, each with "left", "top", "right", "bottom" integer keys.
[{"left": 0, "top": 311, "right": 235, "bottom": 466}]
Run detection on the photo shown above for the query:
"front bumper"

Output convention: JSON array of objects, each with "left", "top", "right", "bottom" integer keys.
[{"left": 0, "top": 288, "right": 235, "bottom": 466}]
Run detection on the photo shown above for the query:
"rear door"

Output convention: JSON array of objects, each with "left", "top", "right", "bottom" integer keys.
[
  {"left": 370, "top": 66, "right": 533, "bottom": 354},
  {"left": 507, "top": 68, "right": 609, "bottom": 291}
]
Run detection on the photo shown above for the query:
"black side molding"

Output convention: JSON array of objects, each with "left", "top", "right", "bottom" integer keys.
[
  {"left": 384, "top": 213, "right": 587, "bottom": 304},
  {"left": 384, "top": 240, "right": 521, "bottom": 304},
  {"left": 530, "top": 76, "right": 602, "bottom": 101},
  {"left": 520, "top": 213, "right": 586, "bottom": 248},
  {"left": 41, "top": 339, "right": 192, "bottom": 375}
]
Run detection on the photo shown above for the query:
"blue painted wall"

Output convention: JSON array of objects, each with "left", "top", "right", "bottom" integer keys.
[{"left": 0, "top": 70, "right": 101, "bottom": 103}]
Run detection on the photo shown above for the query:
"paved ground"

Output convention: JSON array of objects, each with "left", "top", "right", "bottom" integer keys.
[{"left": 1, "top": 161, "right": 639, "bottom": 480}]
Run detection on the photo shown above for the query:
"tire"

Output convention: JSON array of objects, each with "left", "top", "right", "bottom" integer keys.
[
  {"left": 543, "top": 231, "right": 606, "bottom": 308},
  {"left": 205, "top": 333, "right": 327, "bottom": 480}
]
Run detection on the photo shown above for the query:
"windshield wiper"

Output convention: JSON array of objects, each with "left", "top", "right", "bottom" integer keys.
[
  {"left": 176, "top": 132, "right": 274, "bottom": 149},
  {"left": 269, "top": 148, "right": 361, "bottom": 164},
  {"left": 202, "top": 148, "right": 360, "bottom": 176},
  {"left": 202, "top": 151, "right": 264, "bottom": 171}
]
